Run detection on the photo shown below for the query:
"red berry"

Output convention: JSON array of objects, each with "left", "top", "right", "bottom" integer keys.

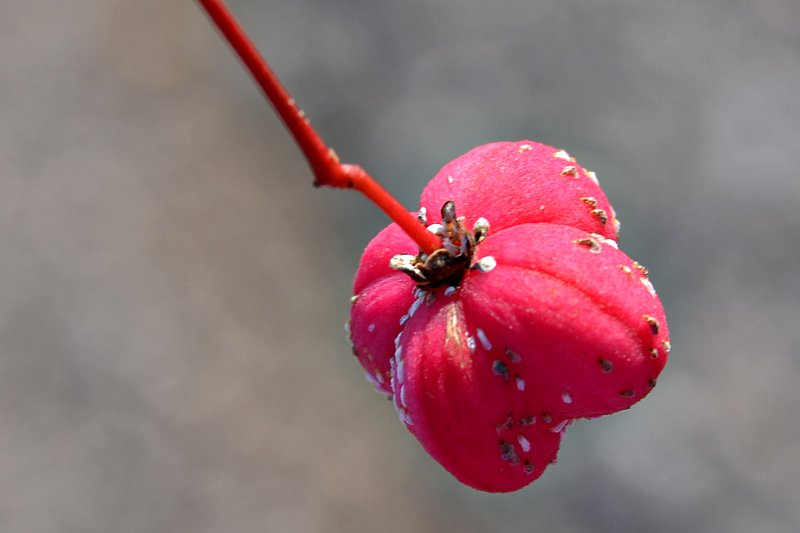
[{"left": 350, "top": 140, "right": 669, "bottom": 492}]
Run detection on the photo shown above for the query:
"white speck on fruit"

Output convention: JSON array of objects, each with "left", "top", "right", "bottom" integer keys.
[
  {"left": 476, "top": 256, "right": 497, "bottom": 273},
  {"left": 376, "top": 372, "right": 385, "bottom": 384},
  {"left": 541, "top": 413, "right": 553, "bottom": 424},
  {"left": 394, "top": 331, "right": 403, "bottom": 349},
  {"left": 517, "top": 434, "right": 532, "bottom": 453},
  {"left": 649, "top": 347, "right": 659, "bottom": 360},
  {"left": 518, "top": 144, "right": 533, "bottom": 152},
  {"left": 400, "top": 385, "right": 408, "bottom": 407},
  {"left": 505, "top": 347, "right": 522, "bottom": 363},
  {"left": 585, "top": 169, "right": 599, "bottom": 185},
  {"left": 561, "top": 391, "right": 573, "bottom": 404},
  {"left": 641, "top": 277, "right": 657, "bottom": 297},
  {"left": 593, "top": 234, "right": 618, "bottom": 249},
  {"left": 662, "top": 339, "right": 671, "bottom": 353},
  {"left": 560, "top": 165, "right": 579, "bottom": 177},
  {"left": 399, "top": 314, "right": 409, "bottom": 326},
  {"left": 395, "top": 354, "right": 405, "bottom": 384},
  {"left": 444, "top": 286, "right": 457, "bottom": 297},
  {"left": 467, "top": 336, "right": 476, "bottom": 353},
  {"left": 554, "top": 149, "right": 572, "bottom": 161},
  {"left": 344, "top": 320, "right": 351, "bottom": 336},
  {"left": 620, "top": 265, "right": 633, "bottom": 276},
  {"left": 368, "top": 323, "right": 375, "bottom": 333},
  {"left": 350, "top": 294, "right": 360, "bottom": 304},
  {"left": 515, "top": 376, "right": 526, "bottom": 391},
  {"left": 364, "top": 371, "right": 382, "bottom": 390},
  {"left": 473, "top": 217, "right": 490, "bottom": 237},
  {"left": 476, "top": 328, "right": 492, "bottom": 351},
  {"left": 447, "top": 175, "right": 454, "bottom": 184},
  {"left": 418, "top": 206, "right": 427, "bottom": 225},
  {"left": 551, "top": 420, "right": 569, "bottom": 433},
  {"left": 395, "top": 403, "right": 414, "bottom": 427},
  {"left": 390, "top": 254, "right": 416, "bottom": 272}
]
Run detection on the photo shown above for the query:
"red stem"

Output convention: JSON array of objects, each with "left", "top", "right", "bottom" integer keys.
[{"left": 197, "top": 0, "right": 440, "bottom": 255}]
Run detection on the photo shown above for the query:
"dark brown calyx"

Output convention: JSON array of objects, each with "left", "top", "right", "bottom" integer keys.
[{"left": 390, "top": 201, "right": 488, "bottom": 288}]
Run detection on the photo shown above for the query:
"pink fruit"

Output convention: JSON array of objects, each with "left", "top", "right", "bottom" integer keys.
[
  {"left": 199, "top": 0, "right": 670, "bottom": 494},
  {"left": 349, "top": 141, "right": 668, "bottom": 492}
]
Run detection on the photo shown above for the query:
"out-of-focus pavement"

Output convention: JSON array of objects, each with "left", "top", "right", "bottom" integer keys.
[{"left": 1, "top": 1, "right": 798, "bottom": 531}]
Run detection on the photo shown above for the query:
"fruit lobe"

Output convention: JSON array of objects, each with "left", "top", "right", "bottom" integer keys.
[
  {"left": 420, "top": 141, "right": 619, "bottom": 239},
  {"left": 349, "top": 140, "right": 669, "bottom": 492}
]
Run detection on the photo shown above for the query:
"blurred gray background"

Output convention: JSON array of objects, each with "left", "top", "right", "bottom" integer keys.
[{"left": 1, "top": 0, "right": 799, "bottom": 531}]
